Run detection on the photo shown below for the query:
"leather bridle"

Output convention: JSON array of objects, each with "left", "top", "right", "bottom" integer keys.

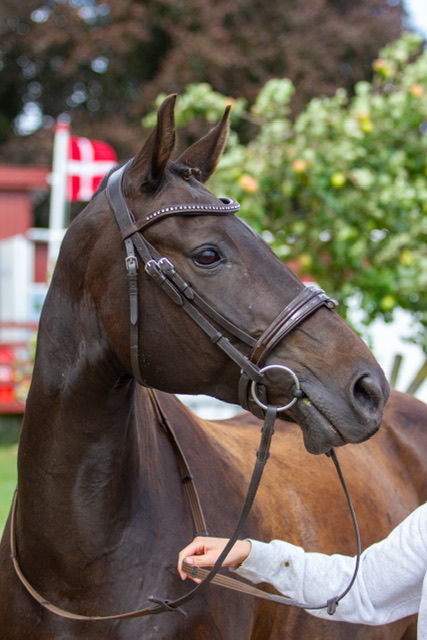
[
  {"left": 106, "top": 162, "right": 338, "bottom": 413},
  {"left": 9, "top": 162, "right": 361, "bottom": 622}
]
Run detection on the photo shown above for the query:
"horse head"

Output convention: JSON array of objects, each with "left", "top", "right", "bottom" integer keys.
[{"left": 61, "top": 94, "right": 389, "bottom": 455}]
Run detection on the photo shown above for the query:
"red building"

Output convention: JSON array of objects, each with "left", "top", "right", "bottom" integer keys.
[
  {"left": 0, "top": 164, "right": 50, "bottom": 277},
  {"left": 0, "top": 164, "right": 50, "bottom": 414}
]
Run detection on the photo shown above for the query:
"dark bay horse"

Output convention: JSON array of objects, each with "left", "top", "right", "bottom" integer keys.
[{"left": 0, "top": 94, "right": 397, "bottom": 639}]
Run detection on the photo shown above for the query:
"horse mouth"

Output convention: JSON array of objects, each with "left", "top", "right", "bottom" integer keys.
[
  {"left": 282, "top": 392, "right": 381, "bottom": 455},
  {"left": 279, "top": 395, "right": 349, "bottom": 455},
  {"left": 247, "top": 383, "right": 381, "bottom": 455}
]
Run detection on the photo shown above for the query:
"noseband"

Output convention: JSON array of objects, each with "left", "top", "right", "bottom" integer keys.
[{"left": 106, "top": 163, "right": 338, "bottom": 411}]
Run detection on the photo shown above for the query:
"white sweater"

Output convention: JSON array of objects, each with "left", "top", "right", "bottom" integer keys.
[{"left": 236, "top": 503, "right": 427, "bottom": 637}]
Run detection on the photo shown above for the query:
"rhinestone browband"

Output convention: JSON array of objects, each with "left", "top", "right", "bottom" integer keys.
[{"left": 135, "top": 197, "right": 241, "bottom": 232}]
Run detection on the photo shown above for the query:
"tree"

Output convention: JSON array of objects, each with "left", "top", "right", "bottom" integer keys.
[
  {"left": 146, "top": 34, "right": 427, "bottom": 348},
  {"left": 0, "top": 0, "right": 405, "bottom": 164}
]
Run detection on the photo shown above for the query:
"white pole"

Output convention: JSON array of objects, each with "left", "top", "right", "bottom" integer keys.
[{"left": 47, "top": 120, "right": 70, "bottom": 275}]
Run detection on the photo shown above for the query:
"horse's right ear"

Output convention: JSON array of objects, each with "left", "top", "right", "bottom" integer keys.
[
  {"left": 125, "top": 94, "right": 177, "bottom": 193},
  {"left": 177, "top": 106, "right": 231, "bottom": 183}
]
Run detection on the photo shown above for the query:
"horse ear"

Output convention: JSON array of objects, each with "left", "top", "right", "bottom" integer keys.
[
  {"left": 125, "top": 94, "right": 177, "bottom": 192},
  {"left": 177, "top": 105, "right": 231, "bottom": 183}
]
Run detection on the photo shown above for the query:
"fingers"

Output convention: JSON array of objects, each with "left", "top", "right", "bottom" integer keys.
[
  {"left": 177, "top": 537, "right": 252, "bottom": 581},
  {"left": 177, "top": 536, "right": 228, "bottom": 581}
]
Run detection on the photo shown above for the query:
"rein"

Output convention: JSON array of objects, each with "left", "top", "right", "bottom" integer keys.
[
  {"left": 10, "top": 163, "right": 361, "bottom": 622},
  {"left": 182, "top": 446, "right": 361, "bottom": 615},
  {"left": 10, "top": 394, "right": 360, "bottom": 620},
  {"left": 9, "top": 390, "right": 209, "bottom": 622}
]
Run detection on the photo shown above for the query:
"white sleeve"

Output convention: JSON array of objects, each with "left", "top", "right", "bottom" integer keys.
[{"left": 235, "top": 503, "right": 427, "bottom": 625}]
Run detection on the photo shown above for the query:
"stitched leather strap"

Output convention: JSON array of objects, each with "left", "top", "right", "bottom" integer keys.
[{"left": 251, "top": 286, "right": 338, "bottom": 366}]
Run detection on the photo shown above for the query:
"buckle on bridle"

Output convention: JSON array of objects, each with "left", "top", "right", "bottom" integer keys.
[
  {"left": 125, "top": 256, "right": 138, "bottom": 275},
  {"left": 145, "top": 260, "right": 184, "bottom": 306}
]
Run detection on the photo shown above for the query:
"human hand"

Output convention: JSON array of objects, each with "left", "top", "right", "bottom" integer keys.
[{"left": 177, "top": 536, "right": 252, "bottom": 581}]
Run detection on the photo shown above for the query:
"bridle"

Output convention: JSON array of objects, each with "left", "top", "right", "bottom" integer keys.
[
  {"left": 106, "top": 162, "right": 338, "bottom": 413},
  {"left": 9, "top": 162, "right": 361, "bottom": 622}
]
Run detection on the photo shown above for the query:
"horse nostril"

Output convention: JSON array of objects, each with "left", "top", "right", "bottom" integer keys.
[{"left": 353, "top": 374, "right": 382, "bottom": 415}]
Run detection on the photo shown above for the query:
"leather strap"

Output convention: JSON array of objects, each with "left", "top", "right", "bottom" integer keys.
[
  {"left": 148, "top": 389, "right": 208, "bottom": 537},
  {"left": 237, "top": 286, "right": 338, "bottom": 411},
  {"left": 251, "top": 286, "right": 338, "bottom": 366},
  {"left": 107, "top": 163, "right": 240, "bottom": 236}
]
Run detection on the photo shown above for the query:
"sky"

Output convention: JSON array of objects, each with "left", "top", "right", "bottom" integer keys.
[{"left": 404, "top": 0, "right": 427, "bottom": 36}]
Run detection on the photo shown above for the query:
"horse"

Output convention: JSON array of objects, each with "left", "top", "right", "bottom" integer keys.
[{"left": 0, "top": 93, "right": 394, "bottom": 639}]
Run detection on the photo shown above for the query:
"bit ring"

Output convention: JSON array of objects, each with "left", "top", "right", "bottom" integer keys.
[{"left": 251, "top": 364, "right": 301, "bottom": 412}]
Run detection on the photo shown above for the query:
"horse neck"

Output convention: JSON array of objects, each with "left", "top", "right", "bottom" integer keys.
[{"left": 16, "top": 279, "right": 162, "bottom": 556}]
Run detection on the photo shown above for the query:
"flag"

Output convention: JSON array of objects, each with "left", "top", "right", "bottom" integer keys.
[
  {"left": 68, "top": 135, "right": 118, "bottom": 202},
  {"left": 48, "top": 121, "right": 118, "bottom": 272}
]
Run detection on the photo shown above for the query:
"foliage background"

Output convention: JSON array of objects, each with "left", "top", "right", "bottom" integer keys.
[
  {"left": 0, "top": 445, "right": 17, "bottom": 533},
  {"left": 142, "top": 34, "right": 427, "bottom": 349}
]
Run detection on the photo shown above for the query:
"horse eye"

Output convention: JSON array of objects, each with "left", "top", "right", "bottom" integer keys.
[{"left": 192, "top": 248, "right": 222, "bottom": 267}]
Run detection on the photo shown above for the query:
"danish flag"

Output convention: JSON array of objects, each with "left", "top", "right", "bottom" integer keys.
[
  {"left": 68, "top": 135, "right": 118, "bottom": 202},
  {"left": 48, "top": 121, "right": 119, "bottom": 270}
]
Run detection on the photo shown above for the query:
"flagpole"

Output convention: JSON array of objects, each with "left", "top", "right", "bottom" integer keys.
[{"left": 48, "top": 120, "right": 70, "bottom": 276}]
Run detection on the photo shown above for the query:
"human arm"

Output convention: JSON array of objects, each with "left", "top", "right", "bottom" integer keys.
[
  {"left": 178, "top": 504, "right": 427, "bottom": 625},
  {"left": 235, "top": 503, "right": 427, "bottom": 625}
]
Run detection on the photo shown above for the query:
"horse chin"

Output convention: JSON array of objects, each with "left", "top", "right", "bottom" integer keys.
[
  {"left": 246, "top": 397, "right": 345, "bottom": 454},
  {"left": 297, "top": 414, "right": 347, "bottom": 455}
]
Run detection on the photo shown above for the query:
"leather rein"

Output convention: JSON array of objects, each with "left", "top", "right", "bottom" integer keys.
[{"left": 10, "top": 162, "right": 361, "bottom": 621}]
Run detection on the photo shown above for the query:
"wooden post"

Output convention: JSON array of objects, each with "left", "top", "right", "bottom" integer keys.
[
  {"left": 406, "top": 357, "right": 427, "bottom": 395},
  {"left": 389, "top": 353, "right": 403, "bottom": 388}
]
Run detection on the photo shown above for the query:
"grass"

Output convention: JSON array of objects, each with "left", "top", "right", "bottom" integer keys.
[{"left": 0, "top": 444, "right": 18, "bottom": 535}]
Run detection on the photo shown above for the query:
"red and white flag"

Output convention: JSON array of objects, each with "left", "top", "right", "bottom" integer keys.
[
  {"left": 48, "top": 121, "right": 118, "bottom": 270},
  {"left": 68, "top": 135, "right": 118, "bottom": 202}
]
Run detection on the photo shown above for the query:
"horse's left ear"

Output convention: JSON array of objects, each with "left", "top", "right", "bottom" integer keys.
[{"left": 177, "top": 106, "right": 231, "bottom": 183}]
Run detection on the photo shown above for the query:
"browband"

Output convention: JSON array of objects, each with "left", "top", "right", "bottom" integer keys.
[
  {"left": 121, "top": 198, "right": 241, "bottom": 239},
  {"left": 108, "top": 163, "right": 240, "bottom": 240}
]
